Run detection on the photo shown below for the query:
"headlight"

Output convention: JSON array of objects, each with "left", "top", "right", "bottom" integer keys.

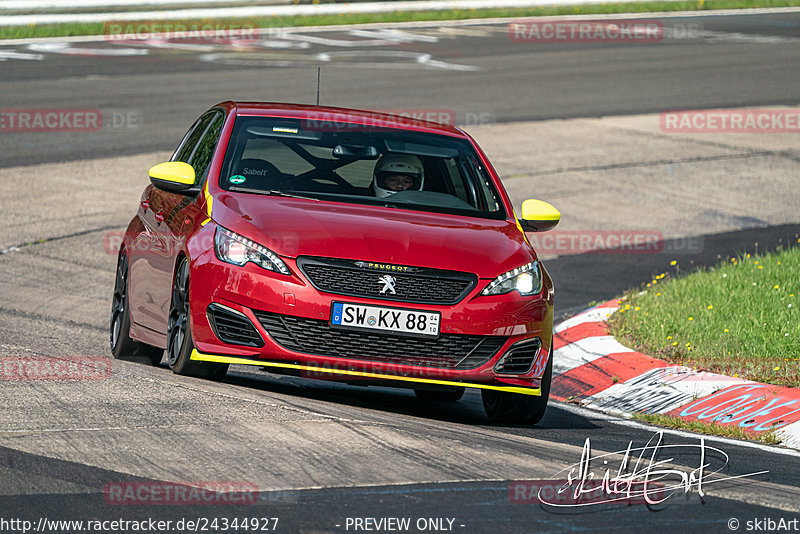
[
  {"left": 214, "top": 226, "right": 290, "bottom": 275},
  {"left": 482, "top": 261, "right": 542, "bottom": 296}
]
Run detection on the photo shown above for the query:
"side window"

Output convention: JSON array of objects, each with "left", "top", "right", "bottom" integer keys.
[
  {"left": 174, "top": 113, "right": 215, "bottom": 164},
  {"left": 171, "top": 118, "right": 201, "bottom": 161},
  {"left": 189, "top": 112, "right": 224, "bottom": 182}
]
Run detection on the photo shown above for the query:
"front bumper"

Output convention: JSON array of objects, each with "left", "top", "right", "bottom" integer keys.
[{"left": 188, "top": 246, "right": 554, "bottom": 392}]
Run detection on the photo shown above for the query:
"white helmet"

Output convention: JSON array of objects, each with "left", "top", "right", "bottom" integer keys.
[{"left": 372, "top": 154, "right": 424, "bottom": 198}]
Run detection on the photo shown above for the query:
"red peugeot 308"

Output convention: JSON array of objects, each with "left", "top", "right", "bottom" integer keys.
[{"left": 110, "top": 102, "right": 561, "bottom": 424}]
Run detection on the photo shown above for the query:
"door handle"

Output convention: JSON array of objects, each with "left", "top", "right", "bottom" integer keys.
[{"left": 155, "top": 210, "right": 165, "bottom": 224}]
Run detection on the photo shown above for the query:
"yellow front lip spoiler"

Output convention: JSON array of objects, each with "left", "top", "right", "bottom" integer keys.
[{"left": 190, "top": 349, "right": 541, "bottom": 396}]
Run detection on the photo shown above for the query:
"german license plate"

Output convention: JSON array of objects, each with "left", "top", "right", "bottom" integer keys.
[{"left": 330, "top": 302, "right": 440, "bottom": 338}]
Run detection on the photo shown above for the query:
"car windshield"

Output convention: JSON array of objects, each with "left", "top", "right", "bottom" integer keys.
[{"left": 218, "top": 116, "right": 506, "bottom": 220}]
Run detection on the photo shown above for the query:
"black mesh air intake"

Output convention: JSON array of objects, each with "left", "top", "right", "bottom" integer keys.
[
  {"left": 207, "top": 304, "right": 264, "bottom": 348},
  {"left": 494, "top": 338, "right": 542, "bottom": 374}
]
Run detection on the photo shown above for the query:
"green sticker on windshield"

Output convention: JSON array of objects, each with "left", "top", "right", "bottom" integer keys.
[{"left": 230, "top": 175, "right": 246, "bottom": 185}]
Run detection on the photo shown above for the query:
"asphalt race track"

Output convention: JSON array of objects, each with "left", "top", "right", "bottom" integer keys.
[
  {"left": 2, "top": 10, "right": 800, "bottom": 166},
  {"left": 1, "top": 10, "right": 800, "bottom": 533}
]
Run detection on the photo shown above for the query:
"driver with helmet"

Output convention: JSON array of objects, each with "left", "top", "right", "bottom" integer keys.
[{"left": 371, "top": 154, "right": 424, "bottom": 198}]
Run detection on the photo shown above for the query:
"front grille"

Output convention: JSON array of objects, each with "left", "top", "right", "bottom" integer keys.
[
  {"left": 494, "top": 338, "right": 541, "bottom": 374},
  {"left": 254, "top": 311, "right": 506, "bottom": 370},
  {"left": 207, "top": 304, "right": 264, "bottom": 348},
  {"left": 297, "top": 257, "right": 476, "bottom": 305}
]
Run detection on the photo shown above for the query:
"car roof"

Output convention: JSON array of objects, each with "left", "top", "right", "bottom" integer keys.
[{"left": 215, "top": 101, "right": 469, "bottom": 138}]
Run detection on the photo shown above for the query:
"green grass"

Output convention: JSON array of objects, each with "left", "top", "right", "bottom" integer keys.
[
  {"left": 632, "top": 413, "right": 782, "bottom": 445},
  {"left": 3, "top": 0, "right": 800, "bottom": 40},
  {"left": 609, "top": 240, "right": 800, "bottom": 387}
]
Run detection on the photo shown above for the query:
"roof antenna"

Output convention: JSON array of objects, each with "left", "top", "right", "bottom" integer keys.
[{"left": 316, "top": 67, "right": 321, "bottom": 106}]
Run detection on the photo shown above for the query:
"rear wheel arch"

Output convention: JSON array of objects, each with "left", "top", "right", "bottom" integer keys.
[{"left": 109, "top": 247, "right": 163, "bottom": 366}]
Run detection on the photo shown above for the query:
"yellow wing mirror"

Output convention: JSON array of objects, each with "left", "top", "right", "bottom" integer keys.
[
  {"left": 519, "top": 199, "right": 560, "bottom": 232},
  {"left": 149, "top": 161, "right": 196, "bottom": 193}
]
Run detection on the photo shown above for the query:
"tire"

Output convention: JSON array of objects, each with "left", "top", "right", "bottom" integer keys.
[
  {"left": 110, "top": 249, "right": 163, "bottom": 366},
  {"left": 482, "top": 346, "right": 552, "bottom": 425},
  {"left": 166, "top": 257, "right": 229, "bottom": 381},
  {"left": 414, "top": 387, "right": 465, "bottom": 402}
]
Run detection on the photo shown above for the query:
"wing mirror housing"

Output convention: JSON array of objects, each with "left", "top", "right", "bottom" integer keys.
[
  {"left": 519, "top": 199, "right": 561, "bottom": 232},
  {"left": 149, "top": 162, "right": 196, "bottom": 193}
]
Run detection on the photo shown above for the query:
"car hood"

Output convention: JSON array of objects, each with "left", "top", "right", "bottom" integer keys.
[{"left": 212, "top": 193, "right": 535, "bottom": 278}]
